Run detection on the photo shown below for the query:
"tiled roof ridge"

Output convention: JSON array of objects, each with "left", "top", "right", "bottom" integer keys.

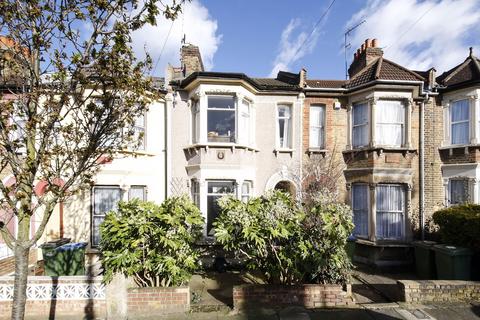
[
  {"left": 349, "top": 57, "right": 381, "bottom": 82},
  {"left": 374, "top": 57, "right": 383, "bottom": 79},
  {"left": 443, "top": 59, "right": 471, "bottom": 83}
]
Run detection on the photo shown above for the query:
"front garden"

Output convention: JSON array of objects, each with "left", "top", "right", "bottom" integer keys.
[{"left": 98, "top": 189, "right": 355, "bottom": 315}]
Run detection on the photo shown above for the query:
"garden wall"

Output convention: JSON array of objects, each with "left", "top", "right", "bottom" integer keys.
[
  {"left": 0, "top": 276, "right": 106, "bottom": 319},
  {"left": 233, "top": 284, "right": 354, "bottom": 310},
  {"left": 398, "top": 280, "right": 480, "bottom": 303},
  {"left": 127, "top": 286, "right": 190, "bottom": 318}
]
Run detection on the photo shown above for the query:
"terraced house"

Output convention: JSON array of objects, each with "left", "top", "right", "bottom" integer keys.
[{"left": 2, "top": 38, "right": 479, "bottom": 272}]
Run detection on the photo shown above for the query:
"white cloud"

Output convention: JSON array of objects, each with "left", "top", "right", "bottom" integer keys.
[
  {"left": 269, "top": 18, "right": 320, "bottom": 77},
  {"left": 346, "top": 0, "right": 480, "bottom": 72},
  {"left": 131, "top": 0, "right": 221, "bottom": 76}
]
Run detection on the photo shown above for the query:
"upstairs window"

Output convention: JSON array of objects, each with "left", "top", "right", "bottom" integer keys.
[
  {"left": 207, "top": 96, "right": 236, "bottom": 143},
  {"left": 192, "top": 100, "right": 200, "bottom": 144},
  {"left": 239, "top": 99, "right": 251, "bottom": 145},
  {"left": 277, "top": 104, "right": 292, "bottom": 148},
  {"left": 309, "top": 105, "right": 325, "bottom": 148},
  {"left": 376, "top": 100, "right": 405, "bottom": 147},
  {"left": 133, "top": 114, "right": 146, "bottom": 150},
  {"left": 451, "top": 99, "right": 469, "bottom": 145},
  {"left": 352, "top": 102, "right": 368, "bottom": 148}
]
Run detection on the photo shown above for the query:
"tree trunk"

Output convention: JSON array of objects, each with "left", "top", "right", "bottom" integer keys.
[{"left": 11, "top": 244, "right": 30, "bottom": 320}]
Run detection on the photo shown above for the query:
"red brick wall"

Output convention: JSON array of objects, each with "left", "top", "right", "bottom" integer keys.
[
  {"left": 233, "top": 284, "right": 354, "bottom": 310},
  {"left": 127, "top": 286, "right": 190, "bottom": 315},
  {"left": 0, "top": 249, "right": 37, "bottom": 276}
]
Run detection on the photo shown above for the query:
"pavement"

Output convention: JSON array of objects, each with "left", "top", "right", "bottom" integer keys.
[{"left": 183, "top": 265, "right": 480, "bottom": 320}]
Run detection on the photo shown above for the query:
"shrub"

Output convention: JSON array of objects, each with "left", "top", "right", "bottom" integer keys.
[
  {"left": 298, "top": 191, "right": 354, "bottom": 284},
  {"left": 100, "top": 196, "right": 204, "bottom": 287},
  {"left": 432, "top": 204, "right": 480, "bottom": 252},
  {"left": 213, "top": 190, "right": 353, "bottom": 285},
  {"left": 213, "top": 191, "right": 304, "bottom": 284}
]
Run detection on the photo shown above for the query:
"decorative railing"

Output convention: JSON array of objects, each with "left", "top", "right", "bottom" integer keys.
[{"left": 0, "top": 276, "right": 105, "bottom": 301}]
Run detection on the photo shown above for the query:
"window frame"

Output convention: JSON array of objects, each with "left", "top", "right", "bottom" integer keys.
[
  {"left": 375, "top": 100, "right": 405, "bottom": 147},
  {"left": 375, "top": 183, "right": 406, "bottom": 241},
  {"left": 241, "top": 181, "right": 252, "bottom": 202},
  {"left": 191, "top": 99, "right": 200, "bottom": 144},
  {"left": 352, "top": 102, "right": 369, "bottom": 148},
  {"left": 277, "top": 104, "right": 292, "bottom": 149},
  {"left": 449, "top": 98, "right": 470, "bottom": 145},
  {"left": 128, "top": 185, "right": 147, "bottom": 201},
  {"left": 206, "top": 95, "right": 237, "bottom": 143},
  {"left": 91, "top": 185, "right": 122, "bottom": 247},
  {"left": 206, "top": 180, "right": 236, "bottom": 236},
  {"left": 351, "top": 183, "right": 369, "bottom": 239},
  {"left": 309, "top": 104, "right": 326, "bottom": 149},
  {"left": 239, "top": 98, "right": 251, "bottom": 145},
  {"left": 448, "top": 178, "right": 469, "bottom": 206},
  {"left": 132, "top": 112, "right": 146, "bottom": 150}
]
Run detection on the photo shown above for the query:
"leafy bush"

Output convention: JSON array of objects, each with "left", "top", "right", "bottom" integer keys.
[
  {"left": 100, "top": 196, "right": 204, "bottom": 287},
  {"left": 433, "top": 204, "right": 480, "bottom": 252},
  {"left": 213, "top": 190, "right": 353, "bottom": 285},
  {"left": 298, "top": 191, "right": 354, "bottom": 284}
]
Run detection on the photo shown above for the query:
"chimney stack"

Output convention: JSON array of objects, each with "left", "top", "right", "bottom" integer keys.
[
  {"left": 180, "top": 44, "right": 204, "bottom": 78},
  {"left": 348, "top": 38, "right": 383, "bottom": 78}
]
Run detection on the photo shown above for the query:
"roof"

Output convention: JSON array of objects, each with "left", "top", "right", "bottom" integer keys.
[
  {"left": 437, "top": 51, "right": 480, "bottom": 89},
  {"left": 177, "top": 71, "right": 300, "bottom": 91},
  {"left": 305, "top": 79, "right": 346, "bottom": 89},
  {"left": 345, "top": 57, "right": 425, "bottom": 89}
]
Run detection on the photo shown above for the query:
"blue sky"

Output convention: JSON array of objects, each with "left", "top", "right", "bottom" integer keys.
[{"left": 132, "top": 0, "right": 480, "bottom": 80}]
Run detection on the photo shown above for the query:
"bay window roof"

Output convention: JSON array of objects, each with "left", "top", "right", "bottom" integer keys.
[{"left": 437, "top": 49, "right": 480, "bottom": 91}]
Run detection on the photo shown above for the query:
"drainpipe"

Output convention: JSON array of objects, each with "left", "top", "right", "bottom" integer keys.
[
  {"left": 420, "top": 94, "right": 428, "bottom": 241},
  {"left": 164, "top": 97, "right": 168, "bottom": 200}
]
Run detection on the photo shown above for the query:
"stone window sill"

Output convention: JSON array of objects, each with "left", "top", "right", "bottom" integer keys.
[
  {"left": 274, "top": 148, "right": 294, "bottom": 156},
  {"left": 307, "top": 148, "right": 327, "bottom": 156},
  {"left": 184, "top": 143, "right": 259, "bottom": 152}
]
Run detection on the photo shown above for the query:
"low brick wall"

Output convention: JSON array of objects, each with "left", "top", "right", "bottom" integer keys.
[
  {"left": 0, "top": 249, "right": 37, "bottom": 276},
  {"left": 0, "top": 276, "right": 106, "bottom": 319},
  {"left": 127, "top": 286, "right": 190, "bottom": 317},
  {"left": 398, "top": 280, "right": 480, "bottom": 303},
  {"left": 233, "top": 284, "right": 354, "bottom": 310}
]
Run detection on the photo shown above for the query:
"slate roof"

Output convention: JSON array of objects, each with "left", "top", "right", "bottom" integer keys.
[
  {"left": 178, "top": 71, "right": 299, "bottom": 91},
  {"left": 305, "top": 79, "right": 346, "bottom": 89},
  {"left": 437, "top": 52, "right": 480, "bottom": 89},
  {"left": 345, "top": 57, "right": 425, "bottom": 89}
]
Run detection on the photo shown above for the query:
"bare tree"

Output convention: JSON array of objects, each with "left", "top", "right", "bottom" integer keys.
[{"left": 0, "top": 1, "right": 186, "bottom": 319}]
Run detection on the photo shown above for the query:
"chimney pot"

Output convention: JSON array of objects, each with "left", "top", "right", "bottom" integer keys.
[
  {"left": 354, "top": 53, "right": 358, "bottom": 59},
  {"left": 372, "top": 38, "right": 378, "bottom": 47},
  {"left": 365, "top": 38, "right": 371, "bottom": 48},
  {"left": 357, "top": 48, "right": 361, "bottom": 56},
  {"left": 361, "top": 43, "right": 365, "bottom": 51}
]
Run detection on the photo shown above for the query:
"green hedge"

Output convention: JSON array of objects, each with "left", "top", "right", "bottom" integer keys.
[{"left": 432, "top": 204, "right": 480, "bottom": 252}]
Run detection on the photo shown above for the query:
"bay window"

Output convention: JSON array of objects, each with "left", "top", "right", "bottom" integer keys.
[
  {"left": 376, "top": 184, "right": 405, "bottom": 240},
  {"left": 207, "top": 96, "right": 236, "bottom": 143},
  {"left": 375, "top": 100, "right": 405, "bottom": 146},
  {"left": 449, "top": 179, "right": 468, "bottom": 205},
  {"left": 239, "top": 99, "right": 251, "bottom": 145},
  {"left": 450, "top": 99, "right": 469, "bottom": 145},
  {"left": 277, "top": 104, "right": 292, "bottom": 148},
  {"left": 352, "top": 184, "right": 368, "bottom": 238},
  {"left": 206, "top": 181, "right": 235, "bottom": 235},
  {"left": 309, "top": 105, "right": 325, "bottom": 148},
  {"left": 92, "top": 186, "right": 122, "bottom": 247},
  {"left": 352, "top": 102, "right": 368, "bottom": 148}
]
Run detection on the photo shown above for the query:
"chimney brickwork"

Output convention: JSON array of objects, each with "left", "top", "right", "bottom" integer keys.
[
  {"left": 348, "top": 38, "right": 383, "bottom": 78},
  {"left": 181, "top": 44, "right": 204, "bottom": 77}
]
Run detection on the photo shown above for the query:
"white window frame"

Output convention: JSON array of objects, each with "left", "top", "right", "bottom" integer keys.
[
  {"left": 448, "top": 178, "right": 470, "bottom": 206},
  {"left": 207, "top": 95, "right": 236, "bottom": 143},
  {"left": 375, "top": 100, "right": 405, "bottom": 147},
  {"left": 133, "top": 113, "right": 146, "bottom": 150},
  {"left": 128, "top": 185, "right": 147, "bottom": 201},
  {"left": 91, "top": 185, "right": 122, "bottom": 247},
  {"left": 309, "top": 105, "right": 325, "bottom": 149},
  {"left": 351, "top": 183, "right": 369, "bottom": 238},
  {"left": 191, "top": 180, "right": 200, "bottom": 208},
  {"left": 191, "top": 100, "right": 200, "bottom": 144},
  {"left": 375, "top": 184, "right": 405, "bottom": 241},
  {"left": 206, "top": 180, "right": 236, "bottom": 236},
  {"left": 241, "top": 181, "right": 252, "bottom": 202},
  {"left": 450, "top": 99, "right": 470, "bottom": 145},
  {"left": 239, "top": 99, "right": 251, "bottom": 145},
  {"left": 352, "top": 102, "right": 369, "bottom": 148},
  {"left": 277, "top": 104, "right": 292, "bottom": 149}
]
